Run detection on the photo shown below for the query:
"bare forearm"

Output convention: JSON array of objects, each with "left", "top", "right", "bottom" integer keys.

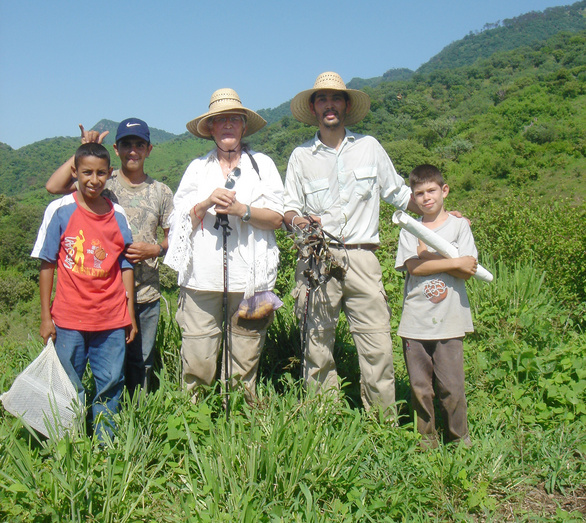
[
  {"left": 244, "top": 207, "right": 283, "bottom": 230},
  {"left": 406, "top": 198, "right": 423, "bottom": 216},
  {"left": 284, "top": 210, "right": 299, "bottom": 230},
  {"left": 407, "top": 257, "right": 461, "bottom": 276},
  {"left": 39, "top": 261, "right": 55, "bottom": 314},
  {"left": 192, "top": 200, "right": 283, "bottom": 230},
  {"left": 46, "top": 156, "right": 76, "bottom": 194},
  {"left": 406, "top": 254, "right": 477, "bottom": 279},
  {"left": 39, "top": 262, "right": 56, "bottom": 342},
  {"left": 122, "top": 268, "right": 138, "bottom": 342},
  {"left": 160, "top": 228, "right": 169, "bottom": 252},
  {"left": 446, "top": 268, "right": 474, "bottom": 280},
  {"left": 122, "top": 269, "right": 135, "bottom": 318},
  {"left": 284, "top": 210, "right": 322, "bottom": 231},
  {"left": 189, "top": 201, "right": 209, "bottom": 229}
]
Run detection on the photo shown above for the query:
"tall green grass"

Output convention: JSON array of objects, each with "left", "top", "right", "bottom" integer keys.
[{"left": 0, "top": 260, "right": 584, "bottom": 521}]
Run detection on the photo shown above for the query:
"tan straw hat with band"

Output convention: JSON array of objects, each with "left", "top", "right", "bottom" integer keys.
[
  {"left": 186, "top": 88, "right": 267, "bottom": 139},
  {"left": 290, "top": 71, "right": 371, "bottom": 126}
]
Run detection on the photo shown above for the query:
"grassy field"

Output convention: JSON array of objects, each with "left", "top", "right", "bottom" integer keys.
[
  {"left": 0, "top": 251, "right": 585, "bottom": 521},
  {"left": 1, "top": 15, "right": 585, "bottom": 519}
]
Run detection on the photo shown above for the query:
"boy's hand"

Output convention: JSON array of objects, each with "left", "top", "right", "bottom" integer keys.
[
  {"left": 126, "top": 242, "right": 160, "bottom": 263},
  {"left": 448, "top": 209, "right": 471, "bottom": 226},
  {"left": 39, "top": 319, "right": 56, "bottom": 344},
  {"left": 126, "top": 321, "right": 138, "bottom": 344},
  {"left": 456, "top": 256, "right": 478, "bottom": 279},
  {"left": 79, "top": 124, "right": 109, "bottom": 144}
]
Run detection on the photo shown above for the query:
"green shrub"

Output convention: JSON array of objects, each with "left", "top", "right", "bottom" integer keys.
[
  {"left": 463, "top": 194, "right": 586, "bottom": 315},
  {"left": 524, "top": 122, "right": 558, "bottom": 144},
  {"left": 0, "top": 269, "right": 36, "bottom": 313},
  {"left": 467, "top": 260, "right": 586, "bottom": 426},
  {"left": 468, "top": 259, "right": 566, "bottom": 347},
  {"left": 382, "top": 139, "right": 434, "bottom": 176}
]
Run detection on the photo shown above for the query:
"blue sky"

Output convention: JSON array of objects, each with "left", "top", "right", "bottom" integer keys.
[{"left": 0, "top": 0, "right": 574, "bottom": 149}]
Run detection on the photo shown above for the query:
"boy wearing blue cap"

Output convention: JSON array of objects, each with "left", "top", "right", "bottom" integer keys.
[{"left": 46, "top": 119, "right": 174, "bottom": 395}]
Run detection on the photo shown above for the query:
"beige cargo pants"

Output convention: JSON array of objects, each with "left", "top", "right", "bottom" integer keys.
[
  {"left": 176, "top": 288, "right": 273, "bottom": 402},
  {"left": 293, "top": 247, "right": 396, "bottom": 417}
]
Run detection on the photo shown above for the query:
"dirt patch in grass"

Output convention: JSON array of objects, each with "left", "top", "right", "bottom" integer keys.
[{"left": 498, "top": 484, "right": 586, "bottom": 520}]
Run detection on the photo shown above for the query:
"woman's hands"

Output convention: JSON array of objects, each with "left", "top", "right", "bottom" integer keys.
[{"left": 206, "top": 188, "right": 244, "bottom": 217}]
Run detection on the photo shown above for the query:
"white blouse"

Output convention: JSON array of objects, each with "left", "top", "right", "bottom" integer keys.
[{"left": 165, "top": 148, "right": 284, "bottom": 298}]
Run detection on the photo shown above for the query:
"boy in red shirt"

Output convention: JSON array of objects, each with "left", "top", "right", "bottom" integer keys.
[{"left": 32, "top": 143, "right": 137, "bottom": 440}]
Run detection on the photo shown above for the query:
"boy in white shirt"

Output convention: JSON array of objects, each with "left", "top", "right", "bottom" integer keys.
[{"left": 395, "top": 164, "right": 478, "bottom": 448}]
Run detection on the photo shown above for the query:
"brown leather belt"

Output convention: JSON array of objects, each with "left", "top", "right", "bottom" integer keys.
[{"left": 329, "top": 243, "right": 378, "bottom": 251}]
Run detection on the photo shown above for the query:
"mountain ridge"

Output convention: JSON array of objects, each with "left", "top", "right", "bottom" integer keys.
[
  {"left": 3, "top": 1, "right": 584, "bottom": 152},
  {"left": 1, "top": 1, "right": 585, "bottom": 201}
]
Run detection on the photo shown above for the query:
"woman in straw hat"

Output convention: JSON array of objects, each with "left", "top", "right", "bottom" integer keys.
[{"left": 165, "top": 88, "right": 284, "bottom": 402}]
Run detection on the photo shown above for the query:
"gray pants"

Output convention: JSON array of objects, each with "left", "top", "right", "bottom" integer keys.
[
  {"left": 402, "top": 338, "right": 470, "bottom": 445},
  {"left": 293, "top": 248, "right": 396, "bottom": 416},
  {"left": 176, "top": 288, "right": 273, "bottom": 402}
]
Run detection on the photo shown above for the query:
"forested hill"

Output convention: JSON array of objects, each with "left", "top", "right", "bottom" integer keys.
[
  {"left": 0, "top": 120, "right": 186, "bottom": 197},
  {"left": 247, "top": 2, "right": 586, "bottom": 120},
  {"left": 258, "top": 102, "right": 291, "bottom": 126},
  {"left": 418, "top": 0, "right": 586, "bottom": 74},
  {"left": 0, "top": 1, "right": 585, "bottom": 201}
]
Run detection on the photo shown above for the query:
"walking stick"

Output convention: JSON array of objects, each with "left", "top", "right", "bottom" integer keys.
[
  {"left": 300, "top": 255, "right": 313, "bottom": 380},
  {"left": 214, "top": 213, "right": 232, "bottom": 421}
]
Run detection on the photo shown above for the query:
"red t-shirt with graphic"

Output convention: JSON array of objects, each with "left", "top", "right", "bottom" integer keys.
[{"left": 32, "top": 193, "right": 134, "bottom": 331}]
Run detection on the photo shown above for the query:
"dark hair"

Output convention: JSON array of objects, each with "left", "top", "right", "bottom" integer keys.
[
  {"left": 409, "top": 164, "right": 445, "bottom": 188},
  {"left": 309, "top": 90, "right": 350, "bottom": 105},
  {"left": 74, "top": 143, "right": 110, "bottom": 169}
]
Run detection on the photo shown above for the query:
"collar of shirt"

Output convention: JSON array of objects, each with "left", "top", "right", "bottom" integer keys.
[
  {"left": 204, "top": 148, "right": 220, "bottom": 166},
  {"left": 311, "top": 129, "right": 356, "bottom": 154},
  {"left": 204, "top": 148, "right": 253, "bottom": 171}
]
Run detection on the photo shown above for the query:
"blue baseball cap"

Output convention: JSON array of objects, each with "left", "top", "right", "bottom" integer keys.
[{"left": 115, "top": 118, "right": 150, "bottom": 143}]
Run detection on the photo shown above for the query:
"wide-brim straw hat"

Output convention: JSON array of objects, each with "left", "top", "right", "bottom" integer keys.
[
  {"left": 186, "top": 88, "right": 267, "bottom": 139},
  {"left": 290, "top": 72, "right": 371, "bottom": 127}
]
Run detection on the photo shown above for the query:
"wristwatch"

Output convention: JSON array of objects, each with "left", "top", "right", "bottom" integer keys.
[
  {"left": 158, "top": 244, "right": 166, "bottom": 257},
  {"left": 242, "top": 205, "right": 251, "bottom": 222}
]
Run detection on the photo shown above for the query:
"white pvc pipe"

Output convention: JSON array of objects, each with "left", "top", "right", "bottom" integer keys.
[{"left": 392, "top": 210, "right": 494, "bottom": 283}]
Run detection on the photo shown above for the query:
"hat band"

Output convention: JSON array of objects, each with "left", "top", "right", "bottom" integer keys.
[{"left": 210, "top": 98, "right": 241, "bottom": 109}]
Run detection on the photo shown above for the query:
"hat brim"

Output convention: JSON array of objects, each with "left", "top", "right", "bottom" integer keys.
[
  {"left": 290, "top": 87, "right": 371, "bottom": 127},
  {"left": 186, "top": 107, "right": 267, "bottom": 140}
]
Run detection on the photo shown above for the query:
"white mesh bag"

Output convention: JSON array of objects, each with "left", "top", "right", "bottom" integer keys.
[{"left": 1, "top": 338, "right": 81, "bottom": 438}]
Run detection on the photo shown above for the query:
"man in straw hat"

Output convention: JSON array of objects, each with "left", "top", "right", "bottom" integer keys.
[
  {"left": 165, "top": 88, "right": 284, "bottom": 403},
  {"left": 284, "top": 71, "right": 422, "bottom": 418}
]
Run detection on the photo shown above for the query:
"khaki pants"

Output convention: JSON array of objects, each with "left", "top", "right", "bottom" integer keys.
[
  {"left": 176, "top": 288, "right": 273, "bottom": 402},
  {"left": 402, "top": 338, "right": 470, "bottom": 444},
  {"left": 293, "top": 248, "right": 396, "bottom": 416}
]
